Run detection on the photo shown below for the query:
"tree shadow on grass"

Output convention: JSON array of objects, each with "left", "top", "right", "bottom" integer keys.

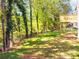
[
  {"left": 14, "top": 40, "right": 79, "bottom": 58},
  {"left": 0, "top": 51, "right": 22, "bottom": 59},
  {"left": 21, "top": 39, "right": 79, "bottom": 58},
  {"left": 1, "top": 39, "right": 79, "bottom": 59},
  {"left": 23, "top": 38, "right": 46, "bottom": 46}
]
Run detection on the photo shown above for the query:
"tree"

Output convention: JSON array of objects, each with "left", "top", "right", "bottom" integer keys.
[
  {"left": 15, "top": 0, "right": 29, "bottom": 37},
  {"left": 29, "top": 0, "right": 33, "bottom": 36},
  {"left": 5, "top": 0, "right": 13, "bottom": 49},
  {"left": 1, "top": 0, "right": 6, "bottom": 51},
  {"left": 33, "top": 0, "right": 39, "bottom": 34},
  {"left": 44, "top": 0, "right": 71, "bottom": 31},
  {"left": 1, "top": 0, "right": 13, "bottom": 51}
]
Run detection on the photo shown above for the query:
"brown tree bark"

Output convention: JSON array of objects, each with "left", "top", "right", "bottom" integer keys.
[
  {"left": 29, "top": 0, "right": 33, "bottom": 37},
  {"left": 1, "top": 0, "right": 6, "bottom": 51}
]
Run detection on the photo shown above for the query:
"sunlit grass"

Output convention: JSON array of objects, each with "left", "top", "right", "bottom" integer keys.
[{"left": 0, "top": 31, "right": 79, "bottom": 59}]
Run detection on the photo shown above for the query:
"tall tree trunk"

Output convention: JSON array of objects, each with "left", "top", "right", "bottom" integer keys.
[
  {"left": 36, "top": 11, "right": 39, "bottom": 34},
  {"left": 53, "top": 14, "right": 60, "bottom": 30},
  {"left": 22, "top": 13, "right": 28, "bottom": 37},
  {"left": 15, "top": 13, "right": 21, "bottom": 33},
  {"left": 17, "top": 18, "right": 20, "bottom": 32},
  {"left": 29, "top": 0, "right": 33, "bottom": 36},
  {"left": 5, "top": 0, "right": 13, "bottom": 49},
  {"left": 1, "top": 0, "right": 6, "bottom": 51},
  {"left": 16, "top": 1, "right": 29, "bottom": 38}
]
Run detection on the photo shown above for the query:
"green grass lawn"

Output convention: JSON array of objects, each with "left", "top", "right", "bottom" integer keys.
[{"left": 0, "top": 31, "right": 79, "bottom": 59}]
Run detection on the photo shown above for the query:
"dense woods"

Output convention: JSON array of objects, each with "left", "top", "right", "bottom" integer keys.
[
  {"left": 0, "top": 0, "right": 79, "bottom": 59},
  {"left": 0, "top": 0, "right": 71, "bottom": 51}
]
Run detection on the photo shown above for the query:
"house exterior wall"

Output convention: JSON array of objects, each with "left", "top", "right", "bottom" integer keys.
[
  {"left": 60, "top": 15, "right": 77, "bottom": 22},
  {"left": 60, "top": 14, "right": 77, "bottom": 28}
]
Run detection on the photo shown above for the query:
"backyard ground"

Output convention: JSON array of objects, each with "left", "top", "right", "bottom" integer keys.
[{"left": 0, "top": 31, "right": 79, "bottom": 59}]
